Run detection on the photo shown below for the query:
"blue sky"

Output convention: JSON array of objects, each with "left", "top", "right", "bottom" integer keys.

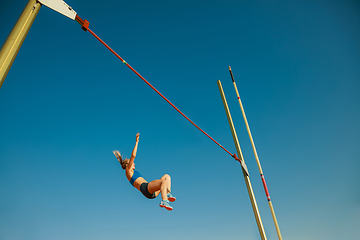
[{"left": 1, "top": 0, "right": 359, "bottom": 239}]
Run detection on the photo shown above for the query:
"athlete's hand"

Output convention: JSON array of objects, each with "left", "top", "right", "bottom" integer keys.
[{"left": 136, "top": 133, "right": 140, "bottom": 142}]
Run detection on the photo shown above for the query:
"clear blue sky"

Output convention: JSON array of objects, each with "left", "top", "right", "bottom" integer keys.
[{"left": 1, "top": 0, "right": 359, "bottom": 239}]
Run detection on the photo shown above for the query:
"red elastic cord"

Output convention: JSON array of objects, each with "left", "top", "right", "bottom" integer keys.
[
  {"left": 233, "top": 153, "right": 242, "bottom": 163},
  {"left": 76, "top": 15, "right": 238, "bottom": 161}
]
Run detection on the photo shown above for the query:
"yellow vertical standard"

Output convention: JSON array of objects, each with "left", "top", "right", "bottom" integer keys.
[
  {"left": 0, "top": 0, "right": 41, "bottom": 89},
  {"left": 229, "top": 66, "right": 282, "bottom": 240},
  {"left": 217, "top": 80, "right": 267, "bottom": 240}
]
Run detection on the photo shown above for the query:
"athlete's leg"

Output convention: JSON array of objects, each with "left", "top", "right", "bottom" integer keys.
[
  {"left": 154, "top": 190, "right": 161, "bottom": 197},
  {"left": 160, "top": 174, "right": 176, "bottom": 202},
  {"left": 147, "top": 179, "right": 169, "bottom": 201},
  {"left": 161, "top": 174, "right": 171, "bottom": 193}
]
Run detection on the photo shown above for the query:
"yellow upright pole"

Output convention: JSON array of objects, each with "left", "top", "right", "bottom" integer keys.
[
  {"left": 0, "top": 0, "right": 41, "bottom": 89},
  {"left": 217, "top": 80, "right": 267, "bottom": 240},
  {"left": 228, "top": 66, "right": 283, "bottom": 240}
]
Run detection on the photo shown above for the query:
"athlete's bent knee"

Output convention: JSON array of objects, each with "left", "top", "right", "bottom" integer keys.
[{"left": 162, "top": 174, "right": 170, "bottom": 179}]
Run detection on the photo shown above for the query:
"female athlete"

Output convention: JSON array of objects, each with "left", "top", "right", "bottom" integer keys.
[{"left": 113, "top": 133, "right": 176, "bottom": 211}]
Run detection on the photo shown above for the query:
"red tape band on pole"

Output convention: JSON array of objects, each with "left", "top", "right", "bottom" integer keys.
[{"left": 261, "top": 174, "right": 271, "bottom": 201}]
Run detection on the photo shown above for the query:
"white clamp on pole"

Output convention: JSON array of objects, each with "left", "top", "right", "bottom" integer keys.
[{"left": 37, "top": 0, "right": 77, "bottom": 20}]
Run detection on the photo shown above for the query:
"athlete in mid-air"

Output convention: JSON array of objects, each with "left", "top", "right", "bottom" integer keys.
[{"left": 113, "top": 133, "right": 176, "bottom": 211}]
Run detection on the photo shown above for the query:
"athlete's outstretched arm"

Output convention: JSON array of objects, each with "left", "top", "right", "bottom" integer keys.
[{"left": 127, "top": 133, "right": 139, "bottom": 170}]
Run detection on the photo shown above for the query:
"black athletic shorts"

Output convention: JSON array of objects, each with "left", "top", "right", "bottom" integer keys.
[{"left": 140, "top": 182, "right": 156, "bottom": 199}]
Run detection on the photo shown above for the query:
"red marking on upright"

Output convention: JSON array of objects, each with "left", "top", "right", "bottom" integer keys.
[{"left": 261, "top": 174, "right": 271, "bottom": 201}]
